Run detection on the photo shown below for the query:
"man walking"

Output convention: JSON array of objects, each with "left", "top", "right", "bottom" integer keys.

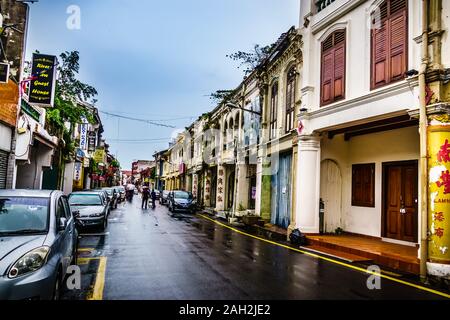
[
  {"left": 142, "top": 186, "right": 150, "bottom": 209},
  {"left": 151, "top": 189, "right": 157, "bottom": 210}
]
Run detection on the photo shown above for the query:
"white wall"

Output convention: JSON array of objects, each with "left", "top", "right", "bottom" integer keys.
[
  {"left": 300, "top": 0, "right": 422, "bottom": 121},
  {"left": 321, "top": 126, "right": 419, "bottom": 238}
]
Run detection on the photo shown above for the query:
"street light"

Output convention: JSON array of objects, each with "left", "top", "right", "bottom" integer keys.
[{"left": 226, "top": 102, "right": 261, "bottom": 116}]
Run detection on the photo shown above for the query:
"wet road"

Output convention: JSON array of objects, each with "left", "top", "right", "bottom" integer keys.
[{"left": 65, "top": 198, "right": 448, "bottom": 300}]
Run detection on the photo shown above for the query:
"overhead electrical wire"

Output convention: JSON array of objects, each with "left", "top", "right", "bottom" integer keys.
[{"left": 99, "top": 110, "right": 177, "bottom": 128}]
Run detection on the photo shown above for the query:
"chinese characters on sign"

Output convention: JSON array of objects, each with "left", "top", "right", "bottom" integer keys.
[
  {"left": 28, "top": 54, "right": 57, "bottom": 107},
  {"left": 428, "top": 128, "right": 450, "bottom": 263},
  {"left": 217, "top": 167, "right": 225, "bottom": 203},
  {"left": 192, "top": 174, "right": 198, "bottom": 198}
]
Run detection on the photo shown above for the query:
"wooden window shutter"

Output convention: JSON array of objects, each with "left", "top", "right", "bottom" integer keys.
[
  {"left": 321, "top": 30, "right": 346, "bottom": 106},
  {"left": 372, "top": 21, "right": 388, "bottom": 87},
  {"left": 371, "top": 0, "right": 407, "bottom": 89},
  {"left": 352, "top": 163, "right": 375, "bottom": 207},
  {"left": 334, "top": 31, "right": 345, "bottom": 100},
  {"left": 389, "top": 8, "right": 407, "bottom": 81}
]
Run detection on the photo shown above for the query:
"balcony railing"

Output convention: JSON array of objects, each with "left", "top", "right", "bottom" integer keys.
[{"left": 316, "top": 0, "right": 336, "bottom": 12}]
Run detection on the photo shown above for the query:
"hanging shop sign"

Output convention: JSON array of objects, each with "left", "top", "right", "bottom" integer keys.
[
  {"left": 73, "top": 162, "right": 82, "bottom": 182},
  {"left": 93, "top": 149, "right": 106, "bottom": 163},
  {"left": 88, "top": 132, "right": 96, "bottom": 152},
  {"left": 0, "top": 63, "right": 9, "bottom": 83},
  {"left": 428, "top": 126, "right": 450, "bottom": 264},
  {"left": 28, "top": 53, "right": 57, "bottom": 107},
  {"left": 79, "top": 123, "right": 88, "bottom": 151}
]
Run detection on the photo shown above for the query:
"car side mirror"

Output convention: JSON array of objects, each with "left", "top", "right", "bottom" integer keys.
[
  {"left": 73, "top": 210, "right": 80, "bottom": 218},
  {"left": 58, "top": 217, "right": 68, "bottom": 231}
]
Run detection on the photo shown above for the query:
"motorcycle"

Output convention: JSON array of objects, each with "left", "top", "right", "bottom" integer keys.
[{"left": 126, "top": 189, "right": 134, "bottom": 201}]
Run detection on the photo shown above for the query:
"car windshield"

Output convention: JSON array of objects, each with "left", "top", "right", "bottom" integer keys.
[
  {"left": 174, "top": 191, "right": 192, "bottom": 199},
  {"left": 103, "top": 189, "right": 113, "bottom": 195},
  {"left": 0, "top": 197, "right": 49, "bottom": 235},
  {"left": 69, "top": 194, "right": 103, "bottom": 206}
]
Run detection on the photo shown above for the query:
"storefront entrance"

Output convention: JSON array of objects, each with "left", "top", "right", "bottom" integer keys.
[
  {"left": 271, "top": 153, "right": 292, "bottom": 229},
  {"left": 382, "top": 161, "right": 418, "bottom": 243}
]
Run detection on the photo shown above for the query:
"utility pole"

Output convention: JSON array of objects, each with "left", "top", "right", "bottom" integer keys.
[{"left": 419, "top": 0, "right": 429, "bottom": 283}]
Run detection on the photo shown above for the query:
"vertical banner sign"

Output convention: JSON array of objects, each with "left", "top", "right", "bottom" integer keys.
[
  {"left": 88, "top": 132, "right": 96, "bottom": 152},
  {"left": 0, "top": 63, "right": 9, "bottom": 83},
  {"left": 28, "top": 53, "right": 57, "bottom": 106},
  {"left": 428, "top": 126, "right": 450, "bottom": 264},
  {"left": 79, "top": 122, "right": 88, "bottom": 151},
  {"left": 74, "top": 162, "right": 82, "bottom": 182},
  {"left": 192, "top": 174, "right": 198, "bottom": 198}
]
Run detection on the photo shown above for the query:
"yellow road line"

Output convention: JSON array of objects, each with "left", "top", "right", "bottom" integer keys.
[
  {"left": 88, "top": 257, "right": 107, "bottom": 301},
  {"left": 197, "top": 214, "right": 450, "bottom": 299}
]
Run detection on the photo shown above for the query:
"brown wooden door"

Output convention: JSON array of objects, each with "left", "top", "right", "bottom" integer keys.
[{"left": 384, "top": 161, "right": 418, "bottom": 242}]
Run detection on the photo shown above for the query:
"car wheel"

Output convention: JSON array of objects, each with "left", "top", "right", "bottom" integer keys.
[{"left": 101, "top": 218, "right": 107, "bottom": 231}]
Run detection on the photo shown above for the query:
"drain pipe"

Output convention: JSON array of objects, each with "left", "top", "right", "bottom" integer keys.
[{"left": 419, "top": 0, "right": 429, "bottom": 283}]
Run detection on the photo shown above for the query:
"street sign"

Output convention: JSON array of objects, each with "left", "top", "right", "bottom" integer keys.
[
  {"left": 74, "top": 162, "right": 82, "bottom": 182},
  {"left": 88, "top": 132, "right": 96, "bottom": 152},
  {"left": 0, "top": 63, "right": 9, "bottom": 83},
  {"left": 28, "top": 53, "right": 57, "bottom": 107},
  {"left": 79, "top": 123, "right": 88, "bottom": 151}
]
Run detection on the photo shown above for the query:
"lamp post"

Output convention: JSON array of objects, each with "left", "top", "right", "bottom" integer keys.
[{"left": 225, "top": 102, "right": 261, "bottom": 220}]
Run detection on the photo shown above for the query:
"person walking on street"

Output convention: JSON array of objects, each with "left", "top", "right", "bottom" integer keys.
[
  {"left": 151, "top": 189, "right": 157, "bottom": 210},
  {"left": 142, "top": 187, "right": 150, "bottom": 210}
]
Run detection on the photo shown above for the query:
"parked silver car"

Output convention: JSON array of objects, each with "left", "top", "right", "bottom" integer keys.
[
  {"left": 116, "top": 186, "right": 126, "bottom": 202},
  {"left": 68, "top": 191, "right": 110, "bottom": 230},
  {"left": 0, "top": 190, "right": 78, "bottom": 300},
  {"left": 102, "top": 187, "right": 119, "bottom": 209}
]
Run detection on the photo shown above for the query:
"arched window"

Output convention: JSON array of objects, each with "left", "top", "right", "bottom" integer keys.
[
  {"left": 285, "top": 68, "right": 296, "bottom": 133},
  {"left": 321, "top": 29, "right": 346, "bottom": 106},
  {"left": 270, "top": 82, "right": 278, "bottom": 140}
]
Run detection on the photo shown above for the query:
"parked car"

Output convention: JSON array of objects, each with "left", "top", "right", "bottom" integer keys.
[
  {"left": 0, "top": 190, "right": 78, "bottom": 300},
  {"left": 168, "top": 190, "right": 197, "bottom": 213},
  {"left": 68, "top": 192, "right": 110, "bottom": 230},
  {"left": 160, "top": 190, "right": 170, "bottom": 205},
  {"left": 101, "top": 187, "right": 118, "bottom": 209},
  {"left": 117, "top": 186, "right": 126, "bottom": 202}
]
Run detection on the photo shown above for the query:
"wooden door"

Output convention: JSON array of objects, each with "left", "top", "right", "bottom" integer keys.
[{"left": 383, "top": 161, "right": 418, "bottom": 242}]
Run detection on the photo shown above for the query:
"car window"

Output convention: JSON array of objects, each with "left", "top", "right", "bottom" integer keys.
[
  {"left": 56, "top": 198, "right": 65, "bottom": 222},
  {"left": 0, "top": 197, "right": 49, "bottom": 234},
  {"left": 69, "top": 194, "right": 103, "bottom": 206},
  {"left": 62, "top": 197, "right": 72, "bottom": 219}
]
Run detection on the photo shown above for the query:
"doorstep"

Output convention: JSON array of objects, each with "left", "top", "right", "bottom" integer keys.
[{"left": 305, "top": 234, "right": 420, "bottom": 275}]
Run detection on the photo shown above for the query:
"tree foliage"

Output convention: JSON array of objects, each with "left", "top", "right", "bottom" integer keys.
[
  {"left": 45, "top": 51, "right": 98, "bottom": 159},
  {"left": 208, "top": 89, "right": 235, "bottom": 105},
  {"left": 226, "top": 43, "right": 275, "bottom": 75}
]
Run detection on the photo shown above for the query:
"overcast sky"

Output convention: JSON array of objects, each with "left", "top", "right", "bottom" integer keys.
[{"left": 26, "top": 0, "right": 299, "bottom": 169}]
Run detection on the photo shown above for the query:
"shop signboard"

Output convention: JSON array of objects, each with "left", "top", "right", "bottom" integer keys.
[
  {"left": 28, "top": 53, "right": 57, "bottom": 107},
  {"left": 428, "top": 126, "right": 450, "bottom": 264}
]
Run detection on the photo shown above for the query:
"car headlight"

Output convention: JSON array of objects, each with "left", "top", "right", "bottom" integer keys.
[
  {"left": 8, "top": 246, "right": 51, "bottom": 279},
  {"left": 89, "top": 212, "right": 105, "bottom": 217}
]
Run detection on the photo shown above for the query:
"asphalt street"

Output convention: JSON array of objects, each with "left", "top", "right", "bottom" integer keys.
[{"left": 63, "top": 197, "right": 449, "bottom": 300}]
